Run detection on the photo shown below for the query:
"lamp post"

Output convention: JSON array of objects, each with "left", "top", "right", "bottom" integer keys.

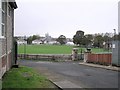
[
  {"left": 24, "top": 36, "right": 26, "bottom": 59},
  {"left": 113, "top": 29, "right": 116, "bottom": 41}
]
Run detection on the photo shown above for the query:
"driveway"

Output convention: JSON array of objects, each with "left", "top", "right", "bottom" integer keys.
[{"left": 18, "top": 60, "right": 119, "bottom": 88}]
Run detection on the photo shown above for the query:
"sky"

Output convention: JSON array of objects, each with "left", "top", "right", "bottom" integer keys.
[{"left": 14, "top": 0, "right": 119, "bottom": 38}]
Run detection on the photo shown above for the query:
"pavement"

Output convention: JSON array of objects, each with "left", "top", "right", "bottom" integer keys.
[
  {"left": 79, "top": 62, "right": 120, "bottom": 72},
  {"left": 19, "top": 60, "right": 119, "bottom": 89}
]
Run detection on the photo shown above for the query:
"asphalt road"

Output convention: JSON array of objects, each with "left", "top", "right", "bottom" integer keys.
[{"left": 19, "top": 60, "right": 119, "bottom": 88}]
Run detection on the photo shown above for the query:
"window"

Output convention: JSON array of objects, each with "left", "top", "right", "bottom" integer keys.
[
  {"left": 0, "top": 1, "right": 1, "bottom": 37},
  {"left": 0, "top": 1, "right": 1, "bottom": 8},
  {"left": 2, "top": 24, "right": 4, "bottom": 36},
  {"left": 1, "top": 2, "right": 5, "bottom": 37}
]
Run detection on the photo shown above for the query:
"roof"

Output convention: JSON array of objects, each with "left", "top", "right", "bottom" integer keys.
[{"left": 9, "top": 0, "right": 18, "bottom": 9}]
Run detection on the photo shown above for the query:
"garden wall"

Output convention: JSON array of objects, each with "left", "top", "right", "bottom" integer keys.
[
  {"left": 85, "top": 53, "right": 112, "bottom": 65},
  {"left": 18, "top": 54, "right": 84, "bottom": 61},
  {"left": 18, "top": 54, "right": 72, "bottom": 61}
]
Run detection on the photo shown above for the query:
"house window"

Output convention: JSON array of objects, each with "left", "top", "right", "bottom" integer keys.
[
  {"left": 2, "top": 24, "right": 4, "bottom": 36},
  {"left": 0, "top": 1, "right": 1, "bottom": 37},
  {"left": 1, "top": 2, "right": 5, "bottom": 37}
]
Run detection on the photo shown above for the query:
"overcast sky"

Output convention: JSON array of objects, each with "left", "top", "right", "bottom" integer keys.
[{"left": 15, "top": 0, "right": 119, "bottom": 38}]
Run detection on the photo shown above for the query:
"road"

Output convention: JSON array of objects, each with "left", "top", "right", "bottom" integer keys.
[{"left": 19, "top": 60, "right": 119, "bottom": 88}]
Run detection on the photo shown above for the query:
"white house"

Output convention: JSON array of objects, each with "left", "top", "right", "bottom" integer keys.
[
  {"left": 32, "top": 39, "right": 43, "bottom": 44},
  {"left": 17, "top": 39, "right": 27, "bottom": 45},
  {"left": 66, "top": 42, "right": 74, "bottom": 45},
  {"left": 48, "top": 40, "right": 59, "bottom": 45}
]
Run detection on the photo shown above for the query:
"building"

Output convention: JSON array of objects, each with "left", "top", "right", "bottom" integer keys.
[
  {"left": 15, "top": 36, "right": 28, "bottom": 45},
  {"left": 32, "top": 38, "right": 59, "bottom": 45},
  {"left": 0, "top": 1, "right": 17, "bottom": 79},
  {"left": 32, "top": 39, "right": 43, "bottom": 44},
  {"left": 17, "top": 39, "right": 27, "bottom": 45},
  {"left": 112, "top": 1, "right": 120, "bottom": 66}
]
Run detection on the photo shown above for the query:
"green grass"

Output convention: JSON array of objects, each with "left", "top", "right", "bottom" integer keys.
[
  {"left": 18, "top": 44, "right": 111, "bottom": 54},
  {"left": 2, "top": 66, "right": 57, "bottom": 88},
  {"left": 18, "top": 44, "right": 74, "bottom": 54}
]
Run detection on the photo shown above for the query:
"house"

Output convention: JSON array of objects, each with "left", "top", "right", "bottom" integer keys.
[
  {"left": 66, "top": 38, "right": 74, "bottom": 45},
  {"left": 15, "top": 36, "right": 28, "bottom": 45},
  {"left": 17, "top": 39, "right": 27, "bottom": 45},
  {"left": 32, "top": 38, "right": 59, "bottom": 45},
  {"left": 48, "top": 38, "right": 59, "bottom": 45},
  {"left": 32, "top": 39, "right": 43, "bottom": 44},
  {"left": 66, "top": 42, "right": 74, "bottom": 45},
  {"left": 0, "top": 1, "right": 17, "bottom": 79}
]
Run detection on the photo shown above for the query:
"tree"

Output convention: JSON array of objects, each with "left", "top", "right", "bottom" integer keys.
[
  {"left": 84, "top": 34, "right": 93, "bottom": 47},
  {"left": 27, "top": 35, "right": 40, "bottom": 44},
  {"left": 57, "top": 35, "right": 67, "bottom": 45},
  {"left": 73, "top": 30, "right": 84, "bottom": 46},
  {"left": 27, "top": 36, "right": 33, "bottom": 44},
  {"left": 32, "top": 35, "right": 40, "bottom": 40},
  {"left": 93, "top": 35, "right": 104, "bottom": 48}
]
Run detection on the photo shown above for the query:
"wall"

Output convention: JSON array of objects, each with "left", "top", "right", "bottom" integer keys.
[
  {"left": 0, "top": 2, "right": 16, "bottom": 79},
  {"left": 18, "top": 54, "right": 84, "bottom": 61},
  {"left": 0, "top": 38, "right": 2, "bottom": 79},
  {"left": 6, "top": 3, "right": 14, "bottom": 71},
  {"left": 18, "top": 54, "right": 72, "bottom": 61},
  {"left": 0, "top": 38, "right": 6, "bottom": 79},
  {"left": 86, "top": 53, "right": 112, "bottom": 65}
]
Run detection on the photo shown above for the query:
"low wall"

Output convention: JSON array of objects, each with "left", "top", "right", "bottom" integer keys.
[
  {"left": 18, "top": 54, "right": 72, "bottom": 61},
  {"left": 86, "top": 53, "right": 112, "bottom": 65},
  {"left": 18, "top": 54, "right": 84, "bottom": 61}
]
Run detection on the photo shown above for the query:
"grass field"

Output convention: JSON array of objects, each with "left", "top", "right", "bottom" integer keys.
[
  {"left": 2, "top": 66, "right": 57, "bottom": 88},
  {"left": 18, "top": 44, "right": 74, "bottom": 54},
  {"left": 18, "top": 44, "right": 111, "bottom": 54}
]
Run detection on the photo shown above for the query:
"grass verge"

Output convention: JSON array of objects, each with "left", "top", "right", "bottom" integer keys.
[{"left": 2, "top": 66, "right": 57, "bottom": 88}]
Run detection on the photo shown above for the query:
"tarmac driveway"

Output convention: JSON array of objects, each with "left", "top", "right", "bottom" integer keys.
[{"left": 18, "top": 60, "right": 119, "bottom": 89}]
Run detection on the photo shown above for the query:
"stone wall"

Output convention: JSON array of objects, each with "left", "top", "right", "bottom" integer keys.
[
  {"left": 18, "top": 54, "right": 72, "bottom": 61},
  {"left": 18, "top": 54, "right": 84, "bottom": 61}
]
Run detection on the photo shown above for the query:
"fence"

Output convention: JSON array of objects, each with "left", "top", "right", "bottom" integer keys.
[{"left": 86, "top": 53, "right": 112, "bottom": 65}]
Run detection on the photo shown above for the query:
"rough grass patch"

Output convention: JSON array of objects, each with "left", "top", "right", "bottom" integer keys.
[{"left": 2, "top": 66, "right": 57, "bottom": 88}]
